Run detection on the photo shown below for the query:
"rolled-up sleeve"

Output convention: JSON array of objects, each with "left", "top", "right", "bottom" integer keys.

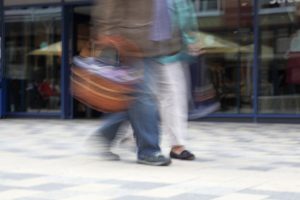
[{"left": 174, "top": 0, "right": 199, "bottom": 45}]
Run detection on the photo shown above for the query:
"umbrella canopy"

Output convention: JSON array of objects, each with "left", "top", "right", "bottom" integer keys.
[
  {"left": 195, "top": 31, "right": 241, "bottom": 54},
  {"left": 29, "top": 41, "right": 61, "bottom": 56},
  {"left": 240, "top": 44, "right": 274, "bottom": 59},
  {"left": 196, "top": 32, "right": 274, "bottom": 59}
]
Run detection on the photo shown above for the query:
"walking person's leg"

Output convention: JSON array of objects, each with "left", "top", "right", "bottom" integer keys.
[
  {"left": 155, "top": 61, "right": 195, "bottom": 160},
  {"left": 92, "top": 112, "right": 128, "bottom": 160},
  {"left": 129, "top": 59, "right": 171, "bottom": 166},
  {"left": 93, "top": 59, "right": 171, "bottom": 166}
]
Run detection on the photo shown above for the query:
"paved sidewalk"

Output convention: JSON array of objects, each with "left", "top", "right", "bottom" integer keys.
[{"left": 0, "top": 119, "right": 299, "bottom": 200}]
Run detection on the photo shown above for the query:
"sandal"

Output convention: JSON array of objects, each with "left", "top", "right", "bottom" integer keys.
[{"left": 170, "top": 150, "right": 195, "bottom": 160}]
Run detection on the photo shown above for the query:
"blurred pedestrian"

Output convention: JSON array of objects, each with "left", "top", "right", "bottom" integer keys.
[
  {"left": 90, "top": 0, "right": 203, "bottom": 164},
  {"left": 150, "top": 0, "right": 201, "bottom": 160},
  {"left": 120, "top": 0, "right": 203, "bottom": 160},
  {"left": 89, "top": 0, "right": 179, "bottom": 166}
]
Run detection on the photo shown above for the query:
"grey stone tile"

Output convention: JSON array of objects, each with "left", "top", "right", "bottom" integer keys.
[
  {"left": 236, "top": 138, "right": 253, "bottom": 143},
  {"left": 1, "top": 148, "right": 24, "bottom": 153},
  {"left": 0, "top": 185, "right": 19, "bottom": 192},
  {"left": 273, "top": 162, "right": 300, "bottom": 168},
  {"left": 0, "top": 172, "right": 42, "bottom": 180},
  {"left": 194, "top": 158, "right": 215, "bottom": 162},
  {"left": 47, "top": 144, "right": 72, "bottom": 150},
  {"left": 240, "top": 188, "right": 271, "bottom": 195},
  {"left": 30, "top": 155, "right": 69, "bottom": 160},
  {"left": 14, "top": 198, "right": 50, "bottom": 200},
  {"left": 240, "top": 189, "right": 300, "bottom": 200},
  {"left": 241, "top": 166, "right": 274, "bottom": 171},
  {"left": 27, "top": 130, "right": 43, "bottom": 135},
  {"left": 29, "top": 183, "right": 74, "bottom": 191},
  {"left": 112, "top": 196, "right": 166, "bottom": 200},
  {"left": 270, "top": 193, "right": 300, "bottom": 200},
  {"left": 216, "top": 153, "right": 241, "bottom": 158},
  {"left": 103, "top": 180, "right": 168, "bottom": 190}
]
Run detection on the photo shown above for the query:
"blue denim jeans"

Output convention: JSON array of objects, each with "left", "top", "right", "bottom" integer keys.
[{"left": 97, "top": 59, "right": 161, "bottom": 158}]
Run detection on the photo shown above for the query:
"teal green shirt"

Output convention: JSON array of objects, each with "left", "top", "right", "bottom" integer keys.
[{"left": 155, "top": 0, "right": 199, "bottom": 64}]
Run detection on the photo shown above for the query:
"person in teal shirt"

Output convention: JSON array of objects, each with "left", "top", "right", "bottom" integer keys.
[{"left": 152, "top": 0, "right": 202, "bottom": 160}]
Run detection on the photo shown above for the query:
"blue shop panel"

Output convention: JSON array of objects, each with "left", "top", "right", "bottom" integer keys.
[
  {"left": 0, "top": 88, "right": 3, "bottom": 118},
  {"left": 4, "top": 0, "right": 60, "bottom": 6}
]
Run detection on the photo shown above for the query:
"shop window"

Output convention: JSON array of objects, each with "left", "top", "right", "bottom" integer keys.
[
  {"left": 259, "top": 2, "right": 300, "bottom": 114},
  {"left": 261, "top": 0, "right": 296, "bottom": 9},
  {"left": 198, "top": 0, "right": 221, "bottom": 12},
  {"left": 4, "top": 7, "right": 62, "bottom": 113},
  {"left": 4, "top": 0, "right": 60, "bottom": 6},
  {"left": 193, "top": 0, "right": 254, "bottom": 114}
]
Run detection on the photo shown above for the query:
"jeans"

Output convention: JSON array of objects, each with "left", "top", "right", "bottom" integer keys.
[{"left": 97, "top": 58, "right": 161, "bottom": 158}]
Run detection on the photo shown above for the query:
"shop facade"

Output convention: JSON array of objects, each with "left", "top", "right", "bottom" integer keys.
[{"left": 0, "top": 0, "right": 300, "bottom": 121}]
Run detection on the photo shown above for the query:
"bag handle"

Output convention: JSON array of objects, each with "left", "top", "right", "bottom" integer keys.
[{"left": 92, "top": 36, "right": 142, "bottom": 65}]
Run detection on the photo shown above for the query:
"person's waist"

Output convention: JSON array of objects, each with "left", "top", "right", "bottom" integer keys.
[{"left": 166, "top": 51, "right": 180, "bottom": 56}]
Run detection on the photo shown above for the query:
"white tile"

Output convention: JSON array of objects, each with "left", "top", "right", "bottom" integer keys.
[
  {"left": 0, "top": 189, "right": 41, "bottom": 200},
  {"left": 1, "top": 177, "right": 51, "bottom": 187},
  {"left": 63, "top": 194, "right": 113, "bottom": 200},
  {"left": 254, "top": 182, "right": 300, "bottom": 193}
]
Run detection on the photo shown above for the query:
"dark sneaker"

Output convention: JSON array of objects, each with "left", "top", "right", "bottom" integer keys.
[
  {"left": 170, "top": 150, "right": 195, "bottom": 161},
  {"left": 100, "top": 151, "right": 120, "bottom": 161},
  {"left": 137, "top": 153, "right": 171, "bottom": 166},
  {"left": 88, "top": 134, "right": 120, "bottom": 161}
]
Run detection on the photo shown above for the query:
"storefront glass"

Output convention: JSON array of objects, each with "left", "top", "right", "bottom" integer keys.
[
  {"left": 0, "top": 0, "right": 299, "bottom": 119},
  {"left": 195, "top": 0, "right": 254, "bottom": 114},
  {"left": 0, "top": 0, "right": 2, "bottom": 77},
  {"left": 72, "top": 6, "right": 101, "bottom": 118},
  {"left": 4, "top": 0, "right": 60, "bottom": 6},
  {"left": 259, "top": 1, "right": 300, "bottom": 114},
  {"left": 64, "top": 0, "right": 92, "bottom": 2},
  {"left": 4, "top": 7, "right": 62, "bottom": 113},
  {"left": 0, "top": 0, "right": 3, "bottom": 117}
]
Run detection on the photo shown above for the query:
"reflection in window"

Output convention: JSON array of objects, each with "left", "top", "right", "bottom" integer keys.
[
  {"left": 259, "top": 3, "right": 300, "bottom": 114},
  {"left": 197, "top": 0, "right": 221, "bottom": 12},
  {"left": 5, "top": 7, "right": 62, "bottom": 113},
  {"left": 200, "top": 0, "right": 220, "bottom": 11},
  {"left": 261, "top": 0, "right": 296, "bottom": 9},
  {"left": 191, "top": 0, "right": 254, "bottom": 114}
]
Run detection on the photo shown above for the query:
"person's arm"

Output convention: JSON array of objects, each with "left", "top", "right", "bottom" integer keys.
[
  {"left": 174, "top": 0, "right": 198, "bottom": 44},
  {"left": 174, "top": 0, "right": 204, "bottom": 55}
]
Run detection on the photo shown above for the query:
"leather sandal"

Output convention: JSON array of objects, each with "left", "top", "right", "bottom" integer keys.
[{"left": 170, "top": 150, "right": 195, "bottom": 160}]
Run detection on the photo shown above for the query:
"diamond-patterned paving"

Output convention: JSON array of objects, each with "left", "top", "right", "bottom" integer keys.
[{"left": 0, "top": 119, "right": 299, "bottom": 200}]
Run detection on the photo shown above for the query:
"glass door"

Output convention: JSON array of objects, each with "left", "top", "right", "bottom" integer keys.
[
  {"left": 194, "top": 0, "right": 255, "bottom": 114},
  {"left": 0, "top": 0, "right": 4, "bottom": 118},
  {"left": 258, "top": 1, "right": 300, "bottom": 115},
  {"left": 71, "top": 6, "right": 102, "bottom": 118},
  {"left": 4, "top": 6, "right": 62, "bottom": 115}
]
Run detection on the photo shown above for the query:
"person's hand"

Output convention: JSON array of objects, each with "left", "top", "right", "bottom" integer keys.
[{"left": 188, "top": 43, "right": 206, "bottom": 56}]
